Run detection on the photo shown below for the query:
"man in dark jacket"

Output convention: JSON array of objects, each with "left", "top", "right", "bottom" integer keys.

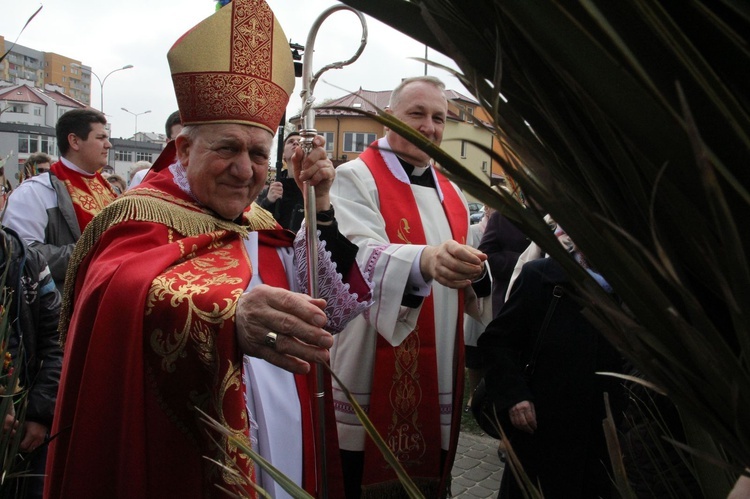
[{"left": 1, "top": 226, "right": 62, "bottom": 498}]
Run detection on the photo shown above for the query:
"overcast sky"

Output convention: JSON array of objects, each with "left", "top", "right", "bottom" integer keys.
[{"left": 1, "top": 0, "right": 469, "bottom": 140}]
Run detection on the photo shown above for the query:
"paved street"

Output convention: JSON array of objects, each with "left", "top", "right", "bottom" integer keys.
[{"left": 451, "top": 432, "right": 505, "bottom": 498}]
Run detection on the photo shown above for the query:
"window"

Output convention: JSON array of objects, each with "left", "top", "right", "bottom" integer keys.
[
  {"left": 321, "top": 132, "right": 334, "bottom": 154},
  {"left": 62, "top": 65, "right": 66, "bottom": 72},
  {"left": 460, "top": 140, "right": 467, "bottom": 159},
  {"left": 114, "top": 150, "right": 132, "bottom": 162},
  {"left": 343, "top": 132, "right": 376, "bottom": 153},
  {"left": 33, "top": 107, "right": 42, "bottom": 116},
  {"left": 41, "top": 136, "right": 55, "bottom": 155},
  {"left": 136, "top": 152, "right": 152, "bottom": 162},
  {"left": 466, "top": 107, "right": 474, "bottom": 124},
  {"left": 18, "top": 134, "right": 39, "bottom": 154},
  {"left": 62, "top": 76, "right": 66, "bottom": 82}
]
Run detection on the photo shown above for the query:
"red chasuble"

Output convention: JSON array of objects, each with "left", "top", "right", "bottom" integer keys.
[
  {"left": 46, "top": 166, "right": 286, "bottom": 498},
  {"left": 359, "top": 144, "right": 467, "bottom": 496},
  {"left": 49, "top": 160, "right": 116, "bottom": 231}
]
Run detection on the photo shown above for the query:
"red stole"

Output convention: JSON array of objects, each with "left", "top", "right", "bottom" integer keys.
[
  {"left": 50, "top": 161, "right": 116, "bottom": 231},
  {"left": 256, "top": 242, "right": 345, "bottom": 499},
  {"left": 360, "top": 144, "right": 467, "bottom": 494}
]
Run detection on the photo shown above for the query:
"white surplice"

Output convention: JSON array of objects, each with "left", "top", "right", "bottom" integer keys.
[{"left": 242, "top": 233, "right": 302, "bottom": 499}]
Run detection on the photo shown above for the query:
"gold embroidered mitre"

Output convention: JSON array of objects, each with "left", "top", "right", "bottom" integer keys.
[{"left": 168, "top": 0, "right": 294, "bottom": 133}]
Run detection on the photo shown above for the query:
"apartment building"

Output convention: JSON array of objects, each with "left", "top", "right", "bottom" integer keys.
[{"left": 1, "top": 36, "right": 91, "bottom": 106}]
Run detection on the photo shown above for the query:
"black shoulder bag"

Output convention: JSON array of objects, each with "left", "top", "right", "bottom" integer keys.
[{"left": 471, "top": 285, "right": 565, "bottom": 439}]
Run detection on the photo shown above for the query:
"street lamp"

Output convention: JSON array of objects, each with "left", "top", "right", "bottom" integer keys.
[
  {"left": 74, "top": 64, "right": 134, "bottom": 112},
  {"left": 121, "top": 108, "right": 151, "bottom": 137}
]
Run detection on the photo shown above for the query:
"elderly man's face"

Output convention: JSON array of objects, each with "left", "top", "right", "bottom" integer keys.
[{"left": 176, "top": 124, "right": 272, "bottom": 220}]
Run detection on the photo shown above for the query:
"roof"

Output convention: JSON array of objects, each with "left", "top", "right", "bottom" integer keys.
[
  {"left": 0, "top": 85, "right": 47, "bottom": 105},
  {"left": 0, "top": 122, "right": 55, "bottom": 135},
  {"left": 445, "top": 89, "right": 478, "bottom": 104},
  {"left": 110, "top": 138, "right": 164, "bottom": 152},
  {"left": 134, "top": 132, "right": 167, "bottom": 142},
  {"left": 289, "top": 86, "right": 485, "bottom": 128},
  {"left": 315, "top": 88, "right": 391, "bottom": 117},
  {"left": 41, "top": 89, "right": 86, "bottom": 108}
]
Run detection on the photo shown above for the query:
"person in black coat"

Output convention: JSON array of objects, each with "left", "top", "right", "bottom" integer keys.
[
  {"left": 1, "top": 226, "right": 62, "bottom": 498},
  {"left": 478, "top": 210, "right": 530, "bottom": 317},
  {"left": 479, "top": 257, "right": 626, "bottom": 498}
]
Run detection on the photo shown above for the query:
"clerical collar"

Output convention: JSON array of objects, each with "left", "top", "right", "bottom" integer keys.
[
  {"left": 398, "top": 157, "right": 435, "bottom": 188},
  {"left": 61, "top": 156, "right": 97, "bottom": 177}
]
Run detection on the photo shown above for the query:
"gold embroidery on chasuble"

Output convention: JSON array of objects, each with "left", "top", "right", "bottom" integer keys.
[
  {"left": 386, "top": 330, "right": 427, "bottom": 465},
  {"left": 63, "top": 176, "right": 116, "bottom": 216}
]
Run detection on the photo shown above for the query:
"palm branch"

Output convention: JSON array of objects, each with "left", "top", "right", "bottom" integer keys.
[{"left": 338, "top": 0, "right": 750, "bottom": 492}]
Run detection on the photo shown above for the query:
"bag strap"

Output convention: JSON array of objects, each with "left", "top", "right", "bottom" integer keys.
[{"left": 524, "top": 285, "right": 564, "bottom": 377}]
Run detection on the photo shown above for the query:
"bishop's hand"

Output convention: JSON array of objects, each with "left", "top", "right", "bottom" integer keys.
[{"left": 235, "top": 284, "right": 333, "bottom": 374}]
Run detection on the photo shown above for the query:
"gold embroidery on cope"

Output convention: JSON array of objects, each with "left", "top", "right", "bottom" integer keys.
[
  {"left": 147, "top": 249, "right": 243, "bottom": 373},
  {"left": 215, "top": 359, "right": 251, "bottom": 487},
  {"left": 386, "top": 330, "right": 427, "bottom": 466}
]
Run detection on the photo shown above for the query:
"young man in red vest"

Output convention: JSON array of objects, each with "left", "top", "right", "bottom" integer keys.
[
  {"left": 3, "top": 109, "right": 117, "bottom": 293},
  {"left": 330, "top": 76, "right": 492, "bottom": 498}
]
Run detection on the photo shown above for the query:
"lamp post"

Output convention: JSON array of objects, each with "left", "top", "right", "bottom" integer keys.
[
  {"left": 74, "top": 64, "right": 134, "bottom": 113},
  {"left": 121, "top": 108, "right": 151, "bottom": 138}
]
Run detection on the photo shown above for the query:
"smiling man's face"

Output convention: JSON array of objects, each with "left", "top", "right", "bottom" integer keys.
[{"left": 176, "top": 124, "right": 273, "bottom": 220}]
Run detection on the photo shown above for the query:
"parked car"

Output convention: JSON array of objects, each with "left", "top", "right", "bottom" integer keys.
[
  {"left": 470, "top": 206, "right": 485, "bottom": 224},
  {"left": 468, "top": 202, "right": 482, "bottom": 221}
]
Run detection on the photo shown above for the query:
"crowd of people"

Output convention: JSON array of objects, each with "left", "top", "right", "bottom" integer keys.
[{"left": 0, "top": 0, "right": 682, "bottom": 498}]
